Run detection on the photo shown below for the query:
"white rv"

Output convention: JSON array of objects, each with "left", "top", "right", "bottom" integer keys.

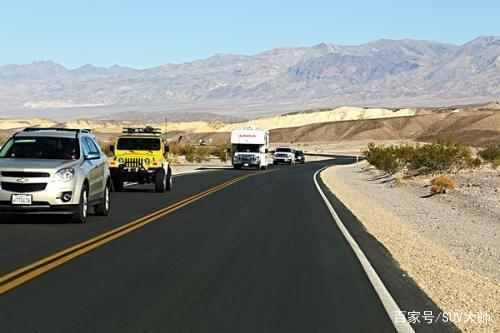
[{"left": 230, "top": 127, "right": 269, "bottom": 170}]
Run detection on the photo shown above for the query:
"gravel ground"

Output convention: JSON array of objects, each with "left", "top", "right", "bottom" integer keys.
[{"left": 321, "top": 162, "right": 499, "bottom": 332}]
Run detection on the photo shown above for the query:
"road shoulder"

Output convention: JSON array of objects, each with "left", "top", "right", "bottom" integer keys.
[{"left": 320, "top": 163, "right": 498, "bottom": 333}]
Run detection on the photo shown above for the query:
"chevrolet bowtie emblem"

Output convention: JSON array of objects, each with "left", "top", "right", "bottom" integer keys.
[{"left": 16, "top": 178, "right": 29, "bottom": 183}]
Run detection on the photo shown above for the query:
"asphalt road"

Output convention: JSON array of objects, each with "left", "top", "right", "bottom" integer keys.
[{"left": 0, "top": 158, "right": 456, "bottom": 333}]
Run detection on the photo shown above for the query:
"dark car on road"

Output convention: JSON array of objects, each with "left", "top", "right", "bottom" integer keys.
[{"left": 294, "top": 150, "right": 305, "bottom": 164}]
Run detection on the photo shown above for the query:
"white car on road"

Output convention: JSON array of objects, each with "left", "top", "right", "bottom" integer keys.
[{"left": 273, "top": 147, "right": 295, "bottom": 165}]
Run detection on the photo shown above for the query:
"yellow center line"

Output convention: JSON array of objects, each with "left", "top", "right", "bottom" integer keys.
[{"left": 0, "top": 171, "right": 265, "bottom": 294}]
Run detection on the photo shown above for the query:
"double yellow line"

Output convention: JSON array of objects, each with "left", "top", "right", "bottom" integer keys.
[{"left": 0, "top": 172, "right": 257, "bottom": 294}]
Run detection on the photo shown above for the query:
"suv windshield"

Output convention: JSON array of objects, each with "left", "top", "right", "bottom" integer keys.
[
  {"left": 117, "top": 138, "right": 161, "bottom": 151},
  {"left": 235, "top": 144, "right": 260, "bottom": 153},
  {"left": 0, "top": 137, "right": 80, "bottom": 160},
  {"left": 276, "top": 148, "right": 292, "bottom": 153}
]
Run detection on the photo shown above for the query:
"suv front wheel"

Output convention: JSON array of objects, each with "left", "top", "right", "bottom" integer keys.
[{"left": 73, "top": 185, "right": 89, "bottom": 223}]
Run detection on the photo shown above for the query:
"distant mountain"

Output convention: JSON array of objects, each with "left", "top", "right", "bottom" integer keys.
[
  {"left": 0, "top": 36, "right": 498, "bottom": 118},
  {"left": 98, "top": 110, "right": 245, "bottom": 123}
]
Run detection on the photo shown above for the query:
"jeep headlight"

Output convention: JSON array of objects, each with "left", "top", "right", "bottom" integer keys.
[
  {"left": 234, "top": 155, "right": 240, "bottom": 161},
  {"left": 144, "top": 158, "right": 151, "bottom": 165},
  {"left": 118, "top": 158, "right": 125, "bottom": 164},
  {"left": 55, "top": 167, "right": 76, "bottom": 182}
]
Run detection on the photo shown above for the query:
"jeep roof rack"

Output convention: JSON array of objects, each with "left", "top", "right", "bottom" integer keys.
[{"left": 122, "top": 126, "right": 162, "bottom": 135}]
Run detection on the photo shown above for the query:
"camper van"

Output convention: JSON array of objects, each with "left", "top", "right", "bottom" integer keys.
[{"left": 230, "top": 127, "right": 269, "bottom": 170}]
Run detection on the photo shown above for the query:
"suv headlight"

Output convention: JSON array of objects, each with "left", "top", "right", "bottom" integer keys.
[
  {"left": 118, "top": 157, "right": 125, "bottom": 164},
  {"left": 144, "top": 158, "right": 151, "bottom": 165},
  {"left": 55, "top": 167, "right": 76, "bottom": 182}
]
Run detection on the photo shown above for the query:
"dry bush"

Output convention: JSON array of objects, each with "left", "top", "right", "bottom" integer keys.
[
  {"left": 394, "top": 175, "right": 407, "bottom": 187},
  {"left": 430, "top": 174, "right": 459, "bottom": 195}
]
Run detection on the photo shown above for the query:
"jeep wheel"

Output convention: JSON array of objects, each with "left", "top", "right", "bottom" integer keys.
[
  {"left": 166, "top": 169, "right": 172, "bottom": 191},
  {"left": 155, "top": 169, "right": 166, "bottom": 193},
  {"left": 73, "top": 185, "right": 89, "bottom": 223},
  {"left": 95, "top": 181, "right": 110, "bottom": 216},
  {"left": 112, "top": 178, "right": 123, "bottom": 192}
]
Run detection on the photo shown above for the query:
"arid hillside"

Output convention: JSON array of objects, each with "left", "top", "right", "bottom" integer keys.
[
  {"left": 270, "top": 104, "right": 500, "bottom": 146},
  {"left": 0, "top": 102, "right": 498, "bottom": 147}
]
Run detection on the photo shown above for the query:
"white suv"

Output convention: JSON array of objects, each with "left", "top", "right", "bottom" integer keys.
[
  {"left": 273, "top": 147, "right": 295, "bottom": 165},
  {"left": 0, "top": 128, "right": 111, "bottom": 223}
]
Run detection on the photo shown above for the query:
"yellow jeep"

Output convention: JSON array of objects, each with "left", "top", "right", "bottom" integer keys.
[{"left": 108, "top": 127, "right": 172, "bottom": 193}]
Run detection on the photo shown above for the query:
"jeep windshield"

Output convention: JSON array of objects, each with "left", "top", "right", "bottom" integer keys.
[
  {"left": 117, "top": 138, "right": 161, "bottom": 151},
  {"left": 235, "top": 144, "right": 260, "bottom": 153},
  {"left": 0, "top": 137, "right": 80, "bottom": 160}
]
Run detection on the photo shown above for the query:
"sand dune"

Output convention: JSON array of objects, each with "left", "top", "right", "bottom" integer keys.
[{"left": 216, "top": 106, "right": 421, "bottom": 132}]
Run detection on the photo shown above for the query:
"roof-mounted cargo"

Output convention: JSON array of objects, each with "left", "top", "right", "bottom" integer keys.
[
  {"left": 17, "top": 128, "right": 91, "bottom": 138},
  {"left": 22, "top": 127, "right": 91, "bottom": 133},
  {"left": 122, "top": 126, "right": 162, "bottom": 135}
]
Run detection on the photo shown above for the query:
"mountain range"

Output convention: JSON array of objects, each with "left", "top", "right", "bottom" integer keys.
[{"left": 0, "top": 36, "right": 498, "bottom": 119}]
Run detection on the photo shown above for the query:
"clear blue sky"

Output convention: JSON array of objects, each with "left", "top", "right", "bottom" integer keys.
[{"left": 1, "top": 0, "right": 498, "bottom": 68}]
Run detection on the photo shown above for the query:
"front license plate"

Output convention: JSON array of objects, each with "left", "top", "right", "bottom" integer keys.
[
  {"left": 244, "top": 163, "right": 249, "bottom": 167},
  {"left": 11, "top": 194, "right": 32, "bottom": 205}
]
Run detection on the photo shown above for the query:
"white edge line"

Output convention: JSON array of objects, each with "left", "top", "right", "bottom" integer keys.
[{"left": 313, "top": 165, "right": 414, "bottom": 333}]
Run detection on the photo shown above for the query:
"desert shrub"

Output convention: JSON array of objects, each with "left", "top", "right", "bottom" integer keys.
[
  {"left": 407, "top": 139, "right": 476, "bottom": 174},
  {"left": 178, "top": 145, "right": 196, "bottom": 162},
  {"left": 363, "top": 139, "right": 477, "bottom": 175},
  {"left": 209, "top": 142, "right": 230, "bottom": 162},
  {"left": 394, "top": 175, "right": 407, "bottom": 187},
  {"left": 171, "top": 143, "right": 229, "bottom": 163},
  {"left": 430, "top": 174, "right": 459, "bottom": 194},
  {"left": 479, "top": 144, "right": 500, "bottom": 167},
  {"left": 193, "top": 147, "right": 210, "bottom": 163},
  {"left": 362, "top": 142, "right": 411, "bottom": 174}
]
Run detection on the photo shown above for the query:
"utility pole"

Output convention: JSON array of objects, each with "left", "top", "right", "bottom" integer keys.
[{"left": 164, "top": 115, "right": 168, "bottom": 141}]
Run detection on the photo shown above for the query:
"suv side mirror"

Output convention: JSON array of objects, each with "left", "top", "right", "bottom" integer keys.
[{"left": 84, "top": 152, "right": 100, "bottom": 160}]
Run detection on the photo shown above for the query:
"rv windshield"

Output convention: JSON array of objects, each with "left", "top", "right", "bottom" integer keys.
[{"left": 235, "top": 144, "right": 260, "bottom": 153}]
